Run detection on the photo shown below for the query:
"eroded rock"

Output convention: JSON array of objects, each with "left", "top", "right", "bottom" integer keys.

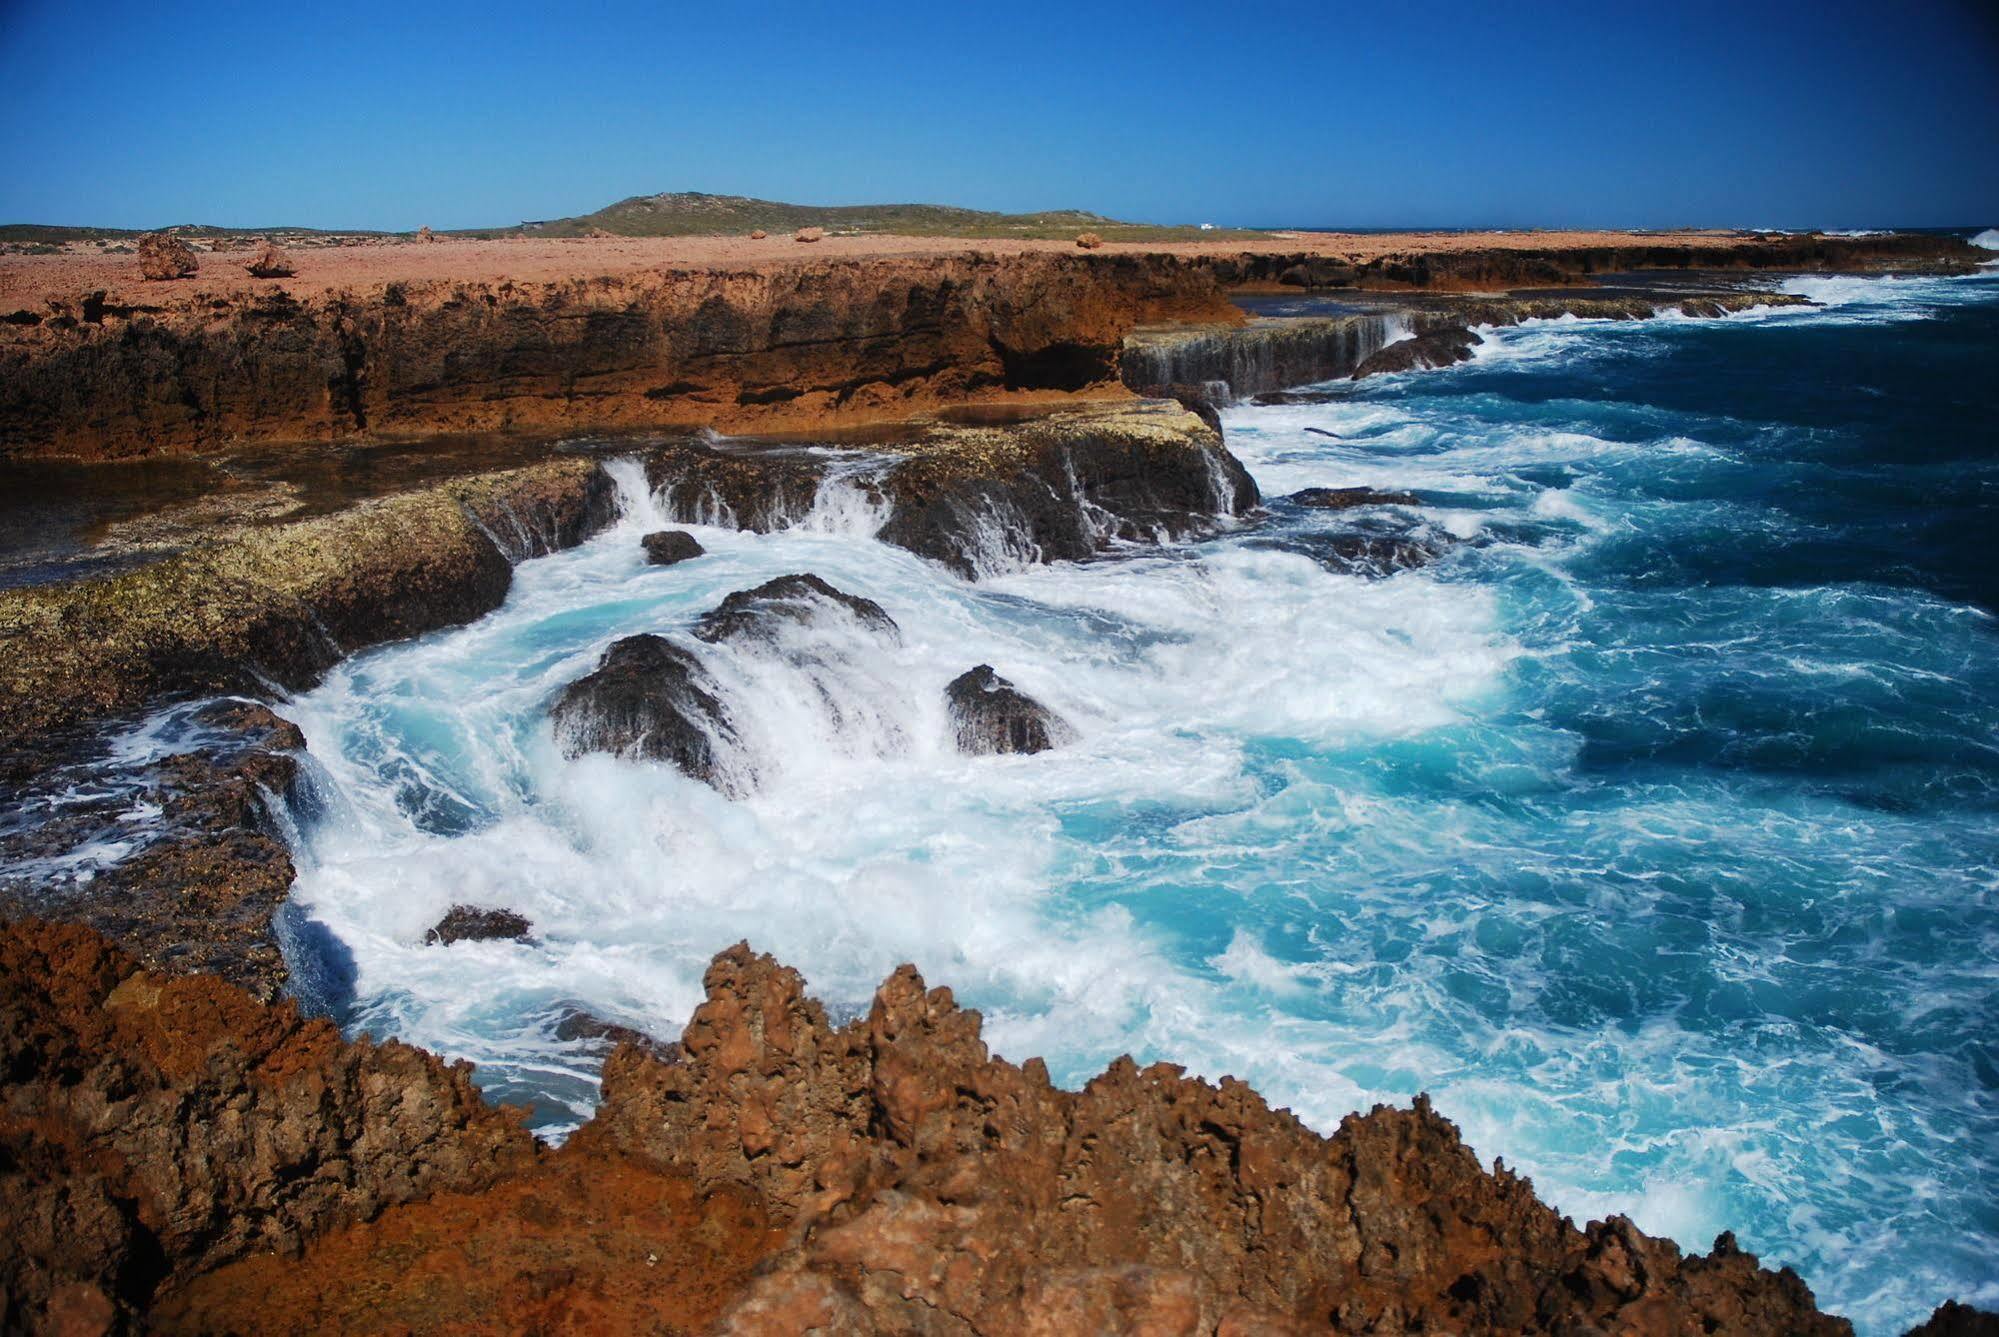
[
  {"left": 945, "top": 665, "right": 1072, "bottom": 755},
  {"left": 136, "top": 232, "right": 198, "bottom": 281},
  {"left": 243, "top": 243, "right": 295, "bottom": 278},
  {"left": 584, "top": 942, "right": 1862, "bottom": 1336},
  {"left": 640, "top": 529, "right": 705, "bottom": 566},
  {"left": 0, "top": 919, "right": 537, "bottom": 1330},
  {"left": 795, "top": 227, "right": 825, "bottom": 243}
]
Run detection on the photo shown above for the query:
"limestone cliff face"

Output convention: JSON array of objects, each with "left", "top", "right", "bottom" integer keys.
[{"left": 0, "top": 253, "right": 1239, "bottom": 460}]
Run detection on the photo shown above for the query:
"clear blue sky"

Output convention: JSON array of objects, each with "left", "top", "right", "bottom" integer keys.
[{"left": 2, "top": 0, "right": 1995, "bottom": 231}]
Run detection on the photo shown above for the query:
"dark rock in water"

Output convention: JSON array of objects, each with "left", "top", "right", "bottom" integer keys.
[
  {"left": 694, "top": 573, "right": 898, "bottom": 645},
  {"left": 1303, "top": 427, "right": 1341, "bottom": 439},
  {"left": 878, "top": 404, "right": 1257, "bottom": 578},
  {"left": 641, "top": 529, "right": 705, "bottom": 566},
  {"left": 1252, "top": 389, "right": 1342, "bottom": 406},
  {"left": 1904, "top": 1301, "right": 1999, "bottom": 1336},
  {"left": 1287, "top": 530, "right": 1447, "bottom": 576},
  {"left": 644, "top": 443, "right": 833, "bottom": 532},
  {"left": 1352, "top": 326, "right": 1483, "bottom": 378},
  {"left": 550, "top": 634, "right": 739, "bottom": 791},
  {"left": 1289, "top": 486, "right": 1422, "bottom": 510},
  {"left": 945, "top": 665, "right": 1072, "bottom": 755},
  {"left": 424, "top": 905, "right": 532, "bottom": 946},
  {"left": 554, "top": 1007, "right": 680, "bottom": 1060}
]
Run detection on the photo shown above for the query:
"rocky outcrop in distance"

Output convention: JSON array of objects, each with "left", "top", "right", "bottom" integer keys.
[
  {"left": 1351, "top": 325, "right": 1483, "bottom": 377},
  {"left": 12, "top": 922, "right": 1976, "bottom": 1335}
]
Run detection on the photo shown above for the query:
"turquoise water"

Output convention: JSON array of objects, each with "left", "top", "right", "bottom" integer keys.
[{"left": 279, "top": 269, "right": 1998, "bottom": 1332}]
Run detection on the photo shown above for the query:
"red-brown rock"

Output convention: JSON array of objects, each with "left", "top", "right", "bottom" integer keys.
[
  {"left": 135, "top": 232, "right": 197, "bottom": 280},
  {"left": 243, "top": 242, "right": 295, "bottom": 278}
]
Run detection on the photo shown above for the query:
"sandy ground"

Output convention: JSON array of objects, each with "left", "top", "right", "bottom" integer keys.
[{"left": 0, "top": 229, "right": 1762, "bottom": 308}]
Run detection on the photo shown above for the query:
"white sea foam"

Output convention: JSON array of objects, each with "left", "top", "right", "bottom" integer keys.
[{"left": 1971, "top": 228, "right": 1999, "bottom": 251}]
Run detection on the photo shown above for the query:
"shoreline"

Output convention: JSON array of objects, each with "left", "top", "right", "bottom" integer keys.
[{"left": 3, "top": 239, "right": 1994, "bottom": 1334}]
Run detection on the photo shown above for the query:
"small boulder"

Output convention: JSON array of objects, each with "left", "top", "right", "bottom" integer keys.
[
  {"left": 550, "top": 633, "right": 740, "bottom": 790},
  {"left": 1287, "top": 486, "right": 1422, "bottom": 510},
  {"left": 137, "top": 232, "right": 198, "bottom": 280},
  {"left": 425, "top": 905, "right": 532, "bottom": 946},
  {"left": 695, "top": 573, "right": 898, "bottom": 645},
  {"left": 415, "top": 225, "right": 438, "bottom": 243},
  {"left": 1351, "top": 327, "right": 1482, "bottom": 379},
  {"left": 244, "top": 243, "right": 295, "bottom": 278},
  {"left": 1076, "top": 232, "right": 1104, "bottom": 249},
  {"left": 749, "top": 229, "right": 769, "bottom": 240},
  {"left": 641, "top": 530, "right": 705, "bottom": 566},
  {"left": 795, "top": 226, "right": 825, "bottom": 243},
  {"left": 946, "top": 665, "right": 1072, "bottom": 755}
]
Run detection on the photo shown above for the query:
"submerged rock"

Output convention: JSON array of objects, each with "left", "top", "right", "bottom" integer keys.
[
  {"left": 549, "top": 633, "right": 739, "bottom": 791},
  {"left": 137, "top": 231, "right": 198, "bottom": 280},
  {"left": 945, "top": 665, "right": 1072, "bottom": 755},
  {"left": 640, "top": 529, "right": 705, "bottom": 566},
  {"left": 1287, "top": 485, "right": 1422, "bottom": 509},
  {"left": 643, "top": 442, "right": 834, "bottom": 532},
  {"left": 424, "top": 905, "right": 532, "bottom": 946},
  {"left": 693, "top": 573, "right": 898, "bottom": 645},
  {"left": 1351, "top": 325, "right": 1483, "bottom": 378}
]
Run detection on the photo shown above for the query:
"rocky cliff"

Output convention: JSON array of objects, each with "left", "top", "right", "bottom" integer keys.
[
  {"left": 13, "top": 920, "right": 1978, "bottom": 1336},
  {"left": 0, "top": 253, "right": 1239, "bottom": 461}
]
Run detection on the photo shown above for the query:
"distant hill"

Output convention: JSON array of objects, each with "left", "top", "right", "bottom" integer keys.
[
  {"left": 1, "top": 193, "right": 1260, "bottom": 245},
  {"left": 473, "top": 192, "right": 1259, "bottom": 242}
]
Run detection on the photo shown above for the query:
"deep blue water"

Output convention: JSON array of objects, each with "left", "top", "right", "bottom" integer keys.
[{"left": 262, "top": 268, "right": 1997, "bottom": 1334}]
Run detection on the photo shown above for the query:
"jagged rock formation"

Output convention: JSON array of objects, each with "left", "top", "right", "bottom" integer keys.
[
  {"left": 5, "top": 922, "right": 1985, "bottom": 1335},
  {"left": 583, "top": 944, "right": 1863, "bottom": 1334},
  {"left": 135, "top": 232, "right": 197, "bottom": 281},
  {"left": 424, "top": 905, "right": 532, "bottom": 946},
  {"left": 945, "top": 665, "right": 1072, "bottom": 755},
  {"left": 640, "top": 528, "right": 705, "bottom": 565},
  {"left": 1352, "top": 326, "right": 1483, "bottom": 377},
  {"left": 0, "top": 918, "right": 538, "bottom": 1332},
  {"left": 1123, "top": 315, "right": 1405, "bottom": 400},
  {"left": 549, "top": 633, "right": 739, "bottom": 789},
  {"left": 0, "top": 458, "right": 616, "bottom": 745}
]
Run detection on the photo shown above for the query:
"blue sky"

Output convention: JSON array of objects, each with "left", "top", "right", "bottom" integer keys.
[{"left": 2, "top": 0, "right": 1994, "bottom": 230}]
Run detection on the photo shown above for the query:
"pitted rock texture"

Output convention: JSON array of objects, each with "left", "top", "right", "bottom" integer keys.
[
  {"left": 945, "top": 665, "right": 1072, "bottom": 755},
  {"left": 424, "top": 905, "right": 533, "bottom": 946},
  {"left": 584, "top": 943, "right": 1862, "bottom": 1336},
  {"left": 0, "top": 918, "right": 537, "bottom": 1332}
]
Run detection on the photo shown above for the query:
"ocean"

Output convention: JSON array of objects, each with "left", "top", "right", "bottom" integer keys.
[{"left": 263, "top": 264, "right": 1997, "bottom": 1332}]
